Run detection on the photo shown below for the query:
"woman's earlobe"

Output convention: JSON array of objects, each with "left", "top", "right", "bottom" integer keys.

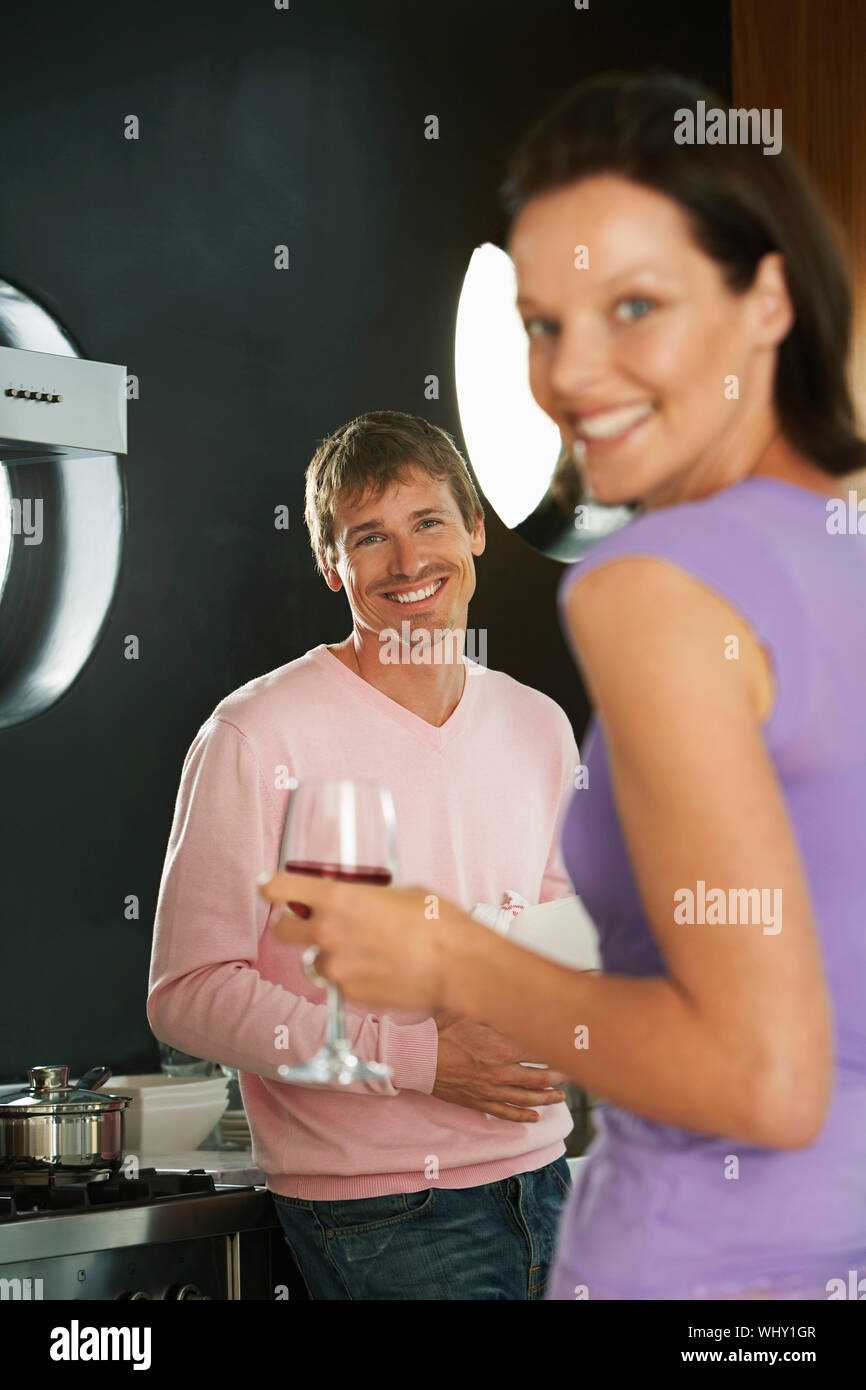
[{"left": 754, "top": 252, "right": 794, "bottom": 340}]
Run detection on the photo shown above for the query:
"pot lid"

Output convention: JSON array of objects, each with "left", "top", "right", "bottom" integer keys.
[{"left": 0, "top": 1065, "right": 131, "bottom": 1114}]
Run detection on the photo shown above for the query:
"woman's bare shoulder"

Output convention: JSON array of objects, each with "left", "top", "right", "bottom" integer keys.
[{"left": 563, "top": 554, "right": 773, "bottom": 723}]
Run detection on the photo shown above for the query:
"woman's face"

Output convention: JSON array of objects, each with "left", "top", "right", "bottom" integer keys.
[{"left": 507, "top": 173, "right": 791, "bottom": 510}]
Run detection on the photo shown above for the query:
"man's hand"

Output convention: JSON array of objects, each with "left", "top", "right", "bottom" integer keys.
[{"left": 431, "top": 1011, "right": 568, "bottom": 1122}]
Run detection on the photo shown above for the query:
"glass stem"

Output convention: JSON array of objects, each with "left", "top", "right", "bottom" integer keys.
[{"left": 327, "top": 985, "right": 348, "bottom": 1048}]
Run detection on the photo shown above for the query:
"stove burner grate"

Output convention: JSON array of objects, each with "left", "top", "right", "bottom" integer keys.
[{"left": 0, "top": 1168, "right": 217, "bottom": 1220}]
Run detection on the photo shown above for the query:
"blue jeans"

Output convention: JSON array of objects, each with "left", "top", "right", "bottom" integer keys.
[{"left": 271, "top": 1155, "right": 572, "bottom": 1300}]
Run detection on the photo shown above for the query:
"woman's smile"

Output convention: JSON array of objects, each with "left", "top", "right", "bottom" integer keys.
[{"left": 568, "top": 401, "right": 658, "bottom": 450}]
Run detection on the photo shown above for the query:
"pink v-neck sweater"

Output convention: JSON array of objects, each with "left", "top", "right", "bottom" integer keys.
[{"left": 147, "top": 644, "right": 579, "bottom": 1198}]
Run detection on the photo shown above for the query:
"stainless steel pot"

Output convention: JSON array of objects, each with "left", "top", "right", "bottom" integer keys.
[{"left": 0, "top": 1064, "right": 132, "bottom": 1185}]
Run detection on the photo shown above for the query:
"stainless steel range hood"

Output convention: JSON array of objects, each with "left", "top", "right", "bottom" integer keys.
[
  {"left": 0, "top": 278, "right": 128, "bottom": 729},
  {"left": 0, "top": 343, "right": 127, "bottom": 464}
]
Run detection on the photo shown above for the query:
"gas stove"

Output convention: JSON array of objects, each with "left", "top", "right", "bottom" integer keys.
[{"left": 0, "top": 1168, "right": 306, "bottom": 1300}]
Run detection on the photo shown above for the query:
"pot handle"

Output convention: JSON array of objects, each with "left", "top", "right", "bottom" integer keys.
[{"left": 74, "top": 1064, "right": 111, "bottom": 1092}]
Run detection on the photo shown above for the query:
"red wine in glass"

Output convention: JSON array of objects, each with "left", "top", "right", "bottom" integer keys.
[
  {"left": 275, "top": 779, "right": 397, "bottom": 1085},
  {"left": 284, "top": 862, "right": 393, "bottom": 917}
]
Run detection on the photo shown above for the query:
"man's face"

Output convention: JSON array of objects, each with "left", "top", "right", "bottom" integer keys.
[{"left": 323, "top": 466, "right": 485, "bottom": 649}]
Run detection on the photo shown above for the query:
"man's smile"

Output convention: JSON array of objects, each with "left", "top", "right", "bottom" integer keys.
[{"left": 380, "top": 576, "right": 449, "bottom": 606}]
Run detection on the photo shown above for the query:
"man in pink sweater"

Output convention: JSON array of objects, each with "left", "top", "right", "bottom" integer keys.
[{"left": 147, "top": 410, "right": 580, "bottom": 1299}]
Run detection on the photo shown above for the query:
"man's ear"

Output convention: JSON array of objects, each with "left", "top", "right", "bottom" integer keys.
[
  {"left": 471, "top": 515, "right": 486, "bottom": 557},
  {"left": 322, "top": 562, "right": 344, "bottom": 593}
]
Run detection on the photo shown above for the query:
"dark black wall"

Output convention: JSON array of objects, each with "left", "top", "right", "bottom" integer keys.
[{"left": 0, "top": 0, "right": 730, "bottom": 1082}]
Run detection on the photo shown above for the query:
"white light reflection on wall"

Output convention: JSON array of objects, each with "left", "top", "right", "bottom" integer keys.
[{"left": 455, "top": 243, "right": 561, "bottom": 528}]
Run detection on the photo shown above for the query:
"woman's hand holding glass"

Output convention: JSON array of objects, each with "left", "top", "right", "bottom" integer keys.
[{"left": 258, "top": 871, "right": 467, "bottom": 1014}]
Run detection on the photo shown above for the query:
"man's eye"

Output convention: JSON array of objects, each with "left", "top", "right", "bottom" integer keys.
[
  {"left": 358, "top": 520, "right": 441, "bottom": 547},
  {"left": 614, "top": 297, "right": 655, "bottom": 323}
]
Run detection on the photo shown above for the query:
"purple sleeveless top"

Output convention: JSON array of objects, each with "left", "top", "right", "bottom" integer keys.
[{"left": 547, "top": 476, "right": 866, "bottom": 1300}]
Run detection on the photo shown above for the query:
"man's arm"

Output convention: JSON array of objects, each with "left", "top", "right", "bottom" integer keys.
[
  {"left": 147, "top": 715, "right": 437, "bottom": 1094},
  {"left": 539, "top": 711, "right": 580, "bottom": 902}
]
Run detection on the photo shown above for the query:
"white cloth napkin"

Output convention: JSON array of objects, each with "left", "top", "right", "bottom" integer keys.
[
  {"left": 470, "top": 889, "right": 530, "bottom": 935},
  {"left": 471, "top": 890, "right": 601, "bottom": 972}
]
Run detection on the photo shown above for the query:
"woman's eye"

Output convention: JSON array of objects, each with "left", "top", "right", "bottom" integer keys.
[
  {"left": 614, "top": 297, "right": 655, "bottom": 323},
  {"left": 524, "top": 317, "right": 558, "bottom": 339}
]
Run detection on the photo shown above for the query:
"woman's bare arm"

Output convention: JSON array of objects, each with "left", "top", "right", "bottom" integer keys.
[{"left": 443, "top": 554, "right": 834, "bottom": 1148}]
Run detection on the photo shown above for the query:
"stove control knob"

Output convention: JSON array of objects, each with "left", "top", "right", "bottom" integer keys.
[
  {"left": 165, "top": 1282, "right": 211, "bottom": 1300},
  {"left": 116, "top": 1290, "right": 152, "bottom": 1299}
]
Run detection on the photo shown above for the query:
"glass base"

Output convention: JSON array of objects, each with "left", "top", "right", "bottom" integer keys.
[{"left": 278, "top": 1043, "right": 393, "bottom": 1086}]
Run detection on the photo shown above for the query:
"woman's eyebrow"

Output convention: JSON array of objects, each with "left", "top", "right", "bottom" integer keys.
[
  {"left": 516, "top": 264, "right": 669, "bottom": 311},
  {"left": 597, "top": 262, "right": 667, "bottom": 286}
]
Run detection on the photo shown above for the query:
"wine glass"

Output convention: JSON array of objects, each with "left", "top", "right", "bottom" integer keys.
[
  {"left": 275, "top": 778, "right": 397, "bottom": 1085},
  {"left": 157, "top": 1042, "right": 217, "bottom": 1078},
  {"left": 196, "top": 1064, "right": 245, "bottom": 1152}
]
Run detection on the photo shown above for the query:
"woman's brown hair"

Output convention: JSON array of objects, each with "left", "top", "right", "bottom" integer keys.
[{"left": 500, "top": 68, "right": 866, "bottom": 477}]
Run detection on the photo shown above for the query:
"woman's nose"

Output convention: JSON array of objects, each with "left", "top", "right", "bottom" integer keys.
[{"left": 548, "top": 321, "right": 609, "bottom": 401}]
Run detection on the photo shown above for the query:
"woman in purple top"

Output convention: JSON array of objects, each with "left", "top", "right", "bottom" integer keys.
[{"left": 261, "top": 72, "right": 866, "bottom": 1299}]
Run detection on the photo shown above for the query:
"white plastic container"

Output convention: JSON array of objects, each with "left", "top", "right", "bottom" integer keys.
[{"left": 106, "top": 1074, "right": 229, "bottom": 1156}]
